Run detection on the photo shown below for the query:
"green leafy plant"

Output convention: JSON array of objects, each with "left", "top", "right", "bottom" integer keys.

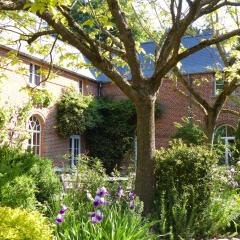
[
  {"left": 0, "top": 207, "right": 53, "bottom": 240},
  {"left": 172, "top": 117, "right": 207, "bottom": 145},
  {"left": 86, "top": 98, "right": 137, "bottom": 173},
  {"left": 56, "top": 89, "right": 163, "bottom": 173},
  {"left": 26, "top": 88, "right": 53, "bottom": 108},
  {"left": 0, "top": 146, "right": 61, "bottom": 209},
  {"left": 54, "top": 183, "right": 156, "bottom": 240},
  {"left": 0, "top": 175, "right": 37, "bottom": 210},
  {"left": 0, "top": 107, "right": 6, "bottom": 129},
  {"left": 154, "top": 140, "right": 219, "bottom": 239},
  {"left": 56, "top": 88, "right": 102, "bottom": 136}
]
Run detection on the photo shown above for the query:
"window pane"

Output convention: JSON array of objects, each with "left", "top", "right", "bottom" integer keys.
[
  {"left": 215, "top": 79, "right": 224, "bottom": 95},
  {"left": 35, "top": 74, "right": 41, "bottom": 85},
  {"left": 79, "top": 80, "right": 83, "bottom": 93},
  {"left": 226, "top": 126, "right": 235, "bottom": 137},
  {"left": 27, "top": 116, "right": 41, "bottom": 156},
  {"left": 69, "top": 136, "right": 80, "bottom": 167},
  {"left": 29, "top": 64, "right": 33, "bottom": 84}
]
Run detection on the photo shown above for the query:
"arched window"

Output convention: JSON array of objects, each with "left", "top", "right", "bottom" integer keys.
[
  {"left": 27, "top": 116, "right": 41, "bottom": 155},
  {"left": 214, "top": 125, "right": 235, "bottom": 164}
]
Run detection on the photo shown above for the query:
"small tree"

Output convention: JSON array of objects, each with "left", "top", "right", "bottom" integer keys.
[{"left": 173, "top": 10, "right": 240, "bottom": 143}]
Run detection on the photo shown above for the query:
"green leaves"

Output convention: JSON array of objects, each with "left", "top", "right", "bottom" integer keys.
[
  {"left": 56, "top": 88, "right": 102, "bottom": 136},
  {"left": 24, "top": 87, "right": 53, "bottom": 108},
  {"left": 172, "top": 117, "right": 207, "bottom": 145}
]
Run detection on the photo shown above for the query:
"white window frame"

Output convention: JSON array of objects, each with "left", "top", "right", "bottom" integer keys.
[
  {"left": 214, "top": 78, "right": 224, "bottom": 96},
  {"left": 69, "top": 135, "right": 81, "bottom": 168},
  {"left": 29, "top": 63, "right": 41, "bottom": 87},
  {"left": 27, "top": 116, "right": 41, "bottom": 155},
  {"left": 214, "top": 125, "right": 235, "bottom": 164}
]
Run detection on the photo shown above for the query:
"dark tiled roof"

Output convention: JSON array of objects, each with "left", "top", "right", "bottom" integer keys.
[{"left": 95, "top": 33, "right": 223, "bottom": 82}]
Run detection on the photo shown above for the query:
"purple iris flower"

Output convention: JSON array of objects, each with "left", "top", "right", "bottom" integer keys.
[
  {"left": 117, "top": 185, "right": 124, "bottom": 198},
  {"left": 59, "top": 205, "right": 68, "bottom": 215},
  {"left": 129, "top": 192, "right": 136, "bottom": 201},
  {"left": 55, "top": 213, "right": 64, "bottom": 224},
  {"left": 89, "top": 210, "right": 103, "bottom": 224},
  {"left": 129, "top": 200, "right": 136, "bottom": 209},
  {"left": 93, "top": 195, "right": 106, "bottom": 208},
  {"left": 96, "top": 187, "right": 109, "bottom": 197}
]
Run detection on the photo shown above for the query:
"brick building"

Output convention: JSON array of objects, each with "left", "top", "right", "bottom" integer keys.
[{"left": 0, "top": 34, "right": 239, "bottom": 167}]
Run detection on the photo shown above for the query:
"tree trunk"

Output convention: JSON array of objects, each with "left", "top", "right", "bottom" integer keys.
[
  {"left": 134, "top": 97, "right": 156, "bottom": 214},
  {"left": 204, "top": 112, "right": 217, "bottom": 144}
]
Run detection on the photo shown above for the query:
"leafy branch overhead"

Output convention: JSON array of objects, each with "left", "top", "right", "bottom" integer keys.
[{"left": 1, "top": 1, "right": 240, "bottom": 99}]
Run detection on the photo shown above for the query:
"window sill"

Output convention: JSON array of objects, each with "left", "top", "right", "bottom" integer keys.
[{"left": 26, "top": 83, "right": 42, "bottom": 89}]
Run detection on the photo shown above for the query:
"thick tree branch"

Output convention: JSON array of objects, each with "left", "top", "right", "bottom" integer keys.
[
  {"left": 58, "top": 5, "right": 127, "bottom": 61},
  {"left": 106, "top": 0, "right": 143, "bottom": 83},
  {"left": 170, "top": 0, "right": 176, "bottom": 24},
  {"left": 172, "top": 79, "right": 207, "bottom": 114},
  {"left": 177, "top": 29, "right": 240, "bottom": 62},
  {"left": 154, "top": 1, "right": 201, "bottom": 81},
  {"left": 172, "top": 67, "right": 211, "bottom": 111},
  {"left": 25, "top": 30, "right": 56, "bottom": 44},
  {"left": 198, "top": 1, "right": 240, "bottom": 18},
  {"left": 0, "top": 0, "right": 27, "bottom": 10},
  {"left": 36, "top": 10, "right": 137, "bottom": 100}
]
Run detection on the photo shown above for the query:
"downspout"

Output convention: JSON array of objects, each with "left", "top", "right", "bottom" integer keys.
[
  {"left": 97, "top": 81, "right": 102, "bottom": 97},
  {"left": 188, "top": 74, "right": 193, "bottom": 124}
]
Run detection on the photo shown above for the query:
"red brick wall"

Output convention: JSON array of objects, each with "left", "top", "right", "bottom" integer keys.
[
  {"left": 1, "top": 45, "right": 239, "bottom": 167},
  {"left": 0, "top": 50, "right": 99, "bottom": 167},
  {"left": 101, "top": 73, "right": 240, "bottom": 149}
]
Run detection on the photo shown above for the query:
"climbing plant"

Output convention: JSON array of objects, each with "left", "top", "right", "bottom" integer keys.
[
  {"left": 56, "top": 89, "right": 163, "bottom": 173},
  {"left": 86, "top": 98, "right": 137, "bottom": 173},
  {"left": 56, "top": 88, "right": 102, "bottom": 136},
  {"left": 23, "top": 87, "right": 53, "bottom": 108}
]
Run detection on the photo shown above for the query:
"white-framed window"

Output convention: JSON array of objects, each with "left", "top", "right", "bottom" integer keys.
[
  {"left": 27, "top": 115, "right": 41, "bottom": 155},
  {"left": 29, "top": 63, "right": 41, "bottom": 86},
  {"left": 79, "top": 80, "right": 83, "bottom": 94},
  {"left": 214, "top": 78, "right": 224, "bottom": 96},
  {"left": 214, "top": 125, "right": 235, "bottom": 164},
  {"left": 69, "top": 135, "right": 81, "bottom": 167}
]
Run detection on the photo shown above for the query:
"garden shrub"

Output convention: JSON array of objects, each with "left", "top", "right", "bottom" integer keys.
[
  {"left": 172, "top": 117, "right": 206, "bottom": 145},
  {"left": 0, "top": 146, "right": 36, "bottom": 186},
  {"left": 0, "top": 146, "right": 61, "bottom": 209},
  {"left": 0, "top": 175, "right": 37, "bottom": 210},
  {"left": 155, "top": 140, "right": 218, "bottom": 239},
  {"left": 29, "top": 156, "right": 62, "bottom": 203},
  {"left": 0, "top": 207, "right": 53, "bottom": 240}
]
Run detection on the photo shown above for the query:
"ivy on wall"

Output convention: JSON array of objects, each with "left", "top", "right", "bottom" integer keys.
[
  {"left": 56, "top": 89, "right": 163, "bottom": 173},
  {"left": 56, "top": 88, "right": 102, "bottom": 136},
  {"left": 23, "top": 87, "right": 53, "bottom": 108},
  {"left": 86, "top": 98, "right": 137, "bottom": 173}
]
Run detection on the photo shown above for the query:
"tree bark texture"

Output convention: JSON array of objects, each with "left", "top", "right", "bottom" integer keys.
[{"left": 134, "top": 97, "right": 156, "bottom": 214}]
